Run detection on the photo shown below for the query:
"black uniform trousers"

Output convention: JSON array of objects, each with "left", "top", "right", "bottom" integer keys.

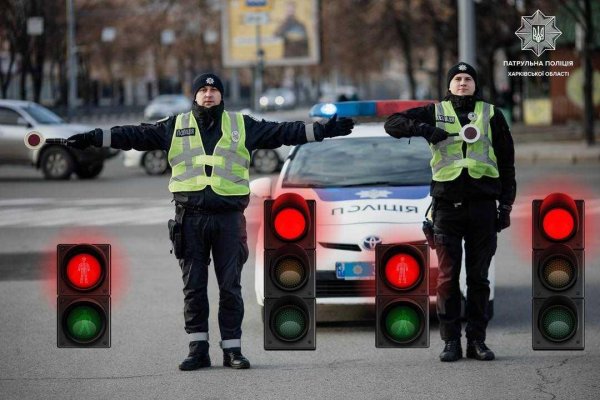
[
  {"left": 179, "top": 209, "right": 249, "bottom": 340},
  {"left": 433, "top": 198, "right": 497, "bottom": 341}
]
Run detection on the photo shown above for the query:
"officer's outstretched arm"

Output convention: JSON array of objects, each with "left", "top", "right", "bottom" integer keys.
[
  {"left": 67, "top": 119, "right": 172, "bottom": 151},
  {"left": 314, "top": 114, "right": 355, "bottom": 139}
]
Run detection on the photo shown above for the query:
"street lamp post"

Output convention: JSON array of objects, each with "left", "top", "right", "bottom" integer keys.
[
  {"left": 458, "top": 0, "right": 476, "bottom": 67},
  {"left": 255, "top": 23, "right": 265, "bottom": 111}
]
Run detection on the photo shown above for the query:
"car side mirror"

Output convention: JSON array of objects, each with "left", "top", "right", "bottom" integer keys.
[
  {"left": 250, "top": 177, "right": 272, "bottom": 198},
  {"left": 17, "top": 117, "right": 32, "bottom": 128}
]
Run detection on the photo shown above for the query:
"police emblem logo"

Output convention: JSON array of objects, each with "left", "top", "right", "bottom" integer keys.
[
  {"left": 515, "top": 10, "right": 562, "bottom": 57},
  {"left": 206, "top": 77, "right": 215, "bottom": 85},
  {"left": 175, "top": 128, "right": 196, "bottom": 137},
  {"left": 231, "top": 130, "right": 240, "bottom": 142},
  {"left": 468, "top": 112, "right": 477, "bottom": 122},
  {"left": 458, "top": 64, "right": 467, "bottom": 71}
]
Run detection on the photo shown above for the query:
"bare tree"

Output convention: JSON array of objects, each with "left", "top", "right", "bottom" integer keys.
[{"left": 560, "top": 0, "right": 596, "bottom": 145}]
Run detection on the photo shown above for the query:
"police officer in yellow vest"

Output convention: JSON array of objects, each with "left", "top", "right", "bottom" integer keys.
[
  {"left": 384, "top": 63, "right": 516, "bottom": 362},
  {"left": 67, "top": 73, "right": 355, "bottom": 370}
]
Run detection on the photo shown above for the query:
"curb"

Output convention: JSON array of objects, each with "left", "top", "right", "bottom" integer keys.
[{"left": 515, "top": 143, "right": 600, "bottom": 164}]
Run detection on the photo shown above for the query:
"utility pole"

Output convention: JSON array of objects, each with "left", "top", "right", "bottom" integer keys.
[{"left": 66, "top": 0, "right": 77, "bottom": 120}]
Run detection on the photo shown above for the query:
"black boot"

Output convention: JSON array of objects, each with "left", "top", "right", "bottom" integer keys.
[
  {"left": 179, "top": 341, "right": 211, "bottom": 371},
  {"left": 466, "top": 340, "right": 495, "bottom": 361},
  {"left": 223, "top": 347, "right": 250, "bottom": 369},
  {"left": 439, "top": 340, "right": 462, "bottom": 362}
]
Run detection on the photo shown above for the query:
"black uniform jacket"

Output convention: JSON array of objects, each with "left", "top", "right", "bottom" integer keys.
[
  {"left": 384, "top": 95, "right": 516, "bottom": 206},
  {"left": 108, "top": 111, "right": 316, "bottom": 212}
]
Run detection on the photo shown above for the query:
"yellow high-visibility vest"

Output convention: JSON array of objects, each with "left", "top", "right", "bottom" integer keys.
[{"left": 168, "top": 111, "right": 251, "bottom": 195}]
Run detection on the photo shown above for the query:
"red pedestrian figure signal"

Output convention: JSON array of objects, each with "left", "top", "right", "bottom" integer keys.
[
  {"left": 532, "top": 193, "right": 584, "bottom": 350},
  {"left": 57, "top": 244, "right": 111, "bottom": 348},
  {"left": 376, "top": 243, "right": 429, "bottom": 348}
]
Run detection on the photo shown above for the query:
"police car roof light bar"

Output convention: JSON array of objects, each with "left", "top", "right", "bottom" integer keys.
[{"left": 309, "top": 100, "right": 435, "bottom": 119}]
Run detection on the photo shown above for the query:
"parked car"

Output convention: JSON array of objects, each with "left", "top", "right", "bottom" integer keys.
[
  {"left": 259, "top": 88, "right": 297, "bottom": 111},
  {"left": 0, "top": 99, "right": 117, "bottom": 180},
  {"left": 144, "top": 95, "right": 191, "bottom": 120},
  {"left": 251, "top": 100, "right": 495, "bottom": 321},
  {"left": 123, "top": 148, "right": 169, "bottom": 176}
]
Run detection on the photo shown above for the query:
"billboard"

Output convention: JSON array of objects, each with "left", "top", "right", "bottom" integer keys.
[{"left": 222, "top": 0, "right": 320, "bottom": 67}]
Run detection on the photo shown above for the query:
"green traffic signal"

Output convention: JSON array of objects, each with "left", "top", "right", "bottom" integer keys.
[
  {"left": 384, "top": 304, "right": 422, "bottom": 343},
  {"left": 65, "top": 303, "right": 104, "bottom": 342},
  {"left": 541, "top": 305, "right": 576, "bottom": 342},
  {"left": 273, "top": 305, "right": 307, "bottom": 341}
]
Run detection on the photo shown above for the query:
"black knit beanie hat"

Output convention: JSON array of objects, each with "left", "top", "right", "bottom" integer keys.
[
  {"left": 446, "top": 62, "right": 478, "bottom": 91},
  {"left": 191, "top": 73, "right": 224, "bottom": 99}
]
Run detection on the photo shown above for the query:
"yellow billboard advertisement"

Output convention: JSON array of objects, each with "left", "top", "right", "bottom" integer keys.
[{"left": 222, "top": 0, "right": 320, "bottom": 67}]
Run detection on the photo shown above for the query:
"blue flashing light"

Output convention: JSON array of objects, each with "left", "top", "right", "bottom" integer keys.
[{"left": 310, "top": 101, "right": 377, "bottom": 118}]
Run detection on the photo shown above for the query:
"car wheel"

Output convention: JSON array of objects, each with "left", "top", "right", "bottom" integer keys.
[
  {"left": 252, "top": 149, "right": 280, "bottom": 174},
  {"left": 40, "top": 146, "right": 75, "bottom": 180},
  {"left": 75, "top": 162, "right": 104, "bottom": 179},
  {"left": 142, "top": 150, "right": 168, "bottom": 175}
]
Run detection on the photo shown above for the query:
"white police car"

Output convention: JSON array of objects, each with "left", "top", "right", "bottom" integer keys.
[{"left": 251, "top": 100, "right": 495, "bottom": 321}]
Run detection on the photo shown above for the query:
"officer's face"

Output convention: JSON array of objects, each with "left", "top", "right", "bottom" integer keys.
[
  {"left": 195, "top": 86, "right": 222, "bottom": 108},
  {"left": 449, "top": 73, "right": 476, "bottom": 96}
]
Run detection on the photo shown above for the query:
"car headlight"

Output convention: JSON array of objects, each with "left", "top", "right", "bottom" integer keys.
[
  {"left": 259, "top": 97, "right": 269, "bottom": 106},
  {"left": 275, "top": 96, "right": 285, "bottom": 106}
]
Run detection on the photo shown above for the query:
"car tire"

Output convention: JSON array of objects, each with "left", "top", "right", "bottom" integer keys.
[
  {"left": 75, "top": 162, "right": 104, "bottom": 179},
  {"left": 142, "top": 150, "right": 169, "bottom": 175},
  {"left": 252, "top": 149, "right": 280, "bottom": 174},
  {"left": 40, "top": 146, "right": 75, "bottom": 180}
]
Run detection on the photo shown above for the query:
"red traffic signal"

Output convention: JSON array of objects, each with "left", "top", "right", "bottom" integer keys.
[
  {"left": 265, "top": 192, "right": 315, "bottom": 249},
  {"left": 264, "top": 193, "right": 316, "bottom": 350},
  {"left": 57, "top": 244, "right": 111, "bottom": 348},
  {"left": 376, "top": 243, "right": 429, "bottom": 348},
  {"left": 532, "top": 193, "right": 584, "bottom": 350}
]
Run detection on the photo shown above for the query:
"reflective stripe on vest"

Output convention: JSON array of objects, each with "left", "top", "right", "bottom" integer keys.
[
  {"left": 167, "top": 111, "right": 251, "bottom": 195},
  {"left": 430, "top": 101, "right": 499, "bottom": 182}
]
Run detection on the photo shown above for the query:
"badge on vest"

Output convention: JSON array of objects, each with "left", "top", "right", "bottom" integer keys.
[
  {"left": 175, "top": 128, "right": 196, "bottom": 137},
  {"left": 435, "top": 115, "right": 455, "bottom": 124},
  {"left": 231, "top": 130, "right": 240, "bottom": 143}
]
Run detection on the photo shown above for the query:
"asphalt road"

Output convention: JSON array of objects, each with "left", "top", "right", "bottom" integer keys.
[{"left": 0, "top": 147, "right": 599, "bottom": 399}]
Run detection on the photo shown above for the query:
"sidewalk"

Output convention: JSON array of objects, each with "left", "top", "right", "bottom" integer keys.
[{"left": 511, "top": 122, "right": 600, "bottom": 164}]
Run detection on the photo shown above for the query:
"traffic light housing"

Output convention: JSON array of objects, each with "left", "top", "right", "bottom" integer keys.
[
  {"left": 264, "top": 193, "right": 316, "bottom": 350},
  {"left": 532, "top": 193, "right": 584, "bottom": 350},
  {"left": 57, "top": 244, "right": 111, "bottom": 348},
  {"left": 376, "top": 243, "right": 429, "bottom": 348}
]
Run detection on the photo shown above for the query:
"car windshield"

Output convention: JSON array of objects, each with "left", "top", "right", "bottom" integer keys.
[
  {"left": 283, "top": 135, "right": 432, "bottom": 188},
  {"left": 23, "top": 103, "right": 64, "bottom": 124},
  {"left": 154, "top": 95, "right": 188, "bottom": 105}
]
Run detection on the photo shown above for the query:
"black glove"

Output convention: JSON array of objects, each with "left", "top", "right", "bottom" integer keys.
[
  {"left": 421, "top": 125, "right": 449, "bottom": 145},
  {"left": 321, "top": 114, "right": 355, "bottom": 138},
  {"left": 497, "top": 204, "right": 512, "bottom": 232},
  {"left": 67, "top": 129, "right": 101, "bottom": 150}
]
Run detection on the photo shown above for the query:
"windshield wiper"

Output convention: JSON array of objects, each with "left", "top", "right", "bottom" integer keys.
[{"left": 282, "top": 182, "right": 330, "bottom": 188}]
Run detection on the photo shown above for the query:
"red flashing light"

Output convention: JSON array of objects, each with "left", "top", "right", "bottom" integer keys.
[
  {"left": 375, "top": 100, "right": 435, "bottom": 117},
  {"left": 274, "top": 208, "right": 307, "bottom": 241},
  {"left": 66, "top": 253, "right": 102, "bottom": 289},
  {"left": 539, "top": 193, "right": 578, "bottom": 242},
  {"left": 542, "top": 208, "right": 575, "bottom": 241},
  {"left": 384, "top": 253, "right": 421, "bottom": 289}
]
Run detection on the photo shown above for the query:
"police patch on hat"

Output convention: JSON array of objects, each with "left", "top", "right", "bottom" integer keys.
[{"left": 206, "top": 77, "right": 214, "bottom": 85}]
